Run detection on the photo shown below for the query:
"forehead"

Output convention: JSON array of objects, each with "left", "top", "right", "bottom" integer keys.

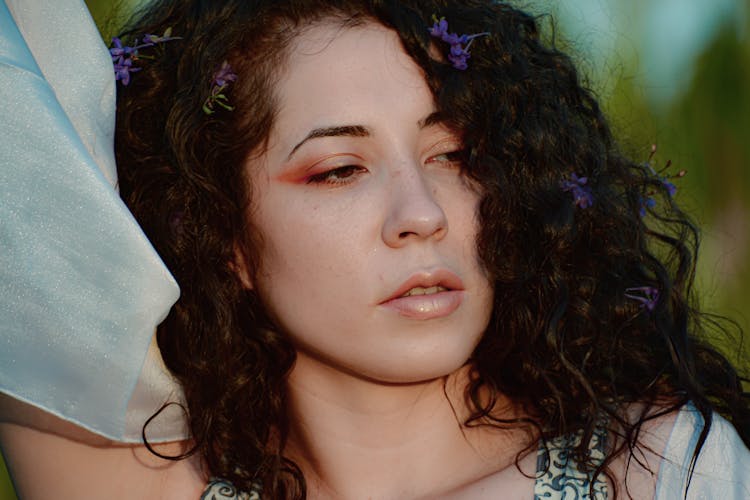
[{"left": 270, "top": 21, "right": 433, "bottom": 140}]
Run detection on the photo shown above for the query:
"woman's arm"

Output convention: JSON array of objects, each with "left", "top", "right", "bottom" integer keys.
[{"left": 0, "top": 395, "right": 205, "bottom": 500}]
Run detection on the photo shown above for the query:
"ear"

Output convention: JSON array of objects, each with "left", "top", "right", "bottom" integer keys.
[{"left": 230, "top": 245, "right": 253, "bottom": 290}]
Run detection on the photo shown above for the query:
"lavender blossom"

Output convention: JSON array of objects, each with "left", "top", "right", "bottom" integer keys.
[
  {"left": 212, "top": 61, "right": 238, "bottom": 88},
  {"left": 639, "top": 196, "right": 656, "bottom": 217},
  {"left": 109, "top": 37, "right": 134, "bottom": 57},
  {"left": 428, "top": 17, "right": 489, "bottom": 70},
  {"left": 428, "top": 18, "right": 449, "bottom": 38},
  {"left": 625, "top": 286, "right": 660, "bottom": 312},
  {"left": 561, "top": 173, "right": 594, "bottom": 209},
  {"left": 203, "top": 61, "right": 238, "bottom": 115},
  {"left": 662, "top": 178, "right": 677, "bottom": 197},
  {"left": 113, "top": 57, "right": 140, "bottom": 86},
  {"left": 109, "top": 29, "right": 180, "bottom": 86},
  {"left": 442, "top": 32, "right": 469, "bottom": 46}
]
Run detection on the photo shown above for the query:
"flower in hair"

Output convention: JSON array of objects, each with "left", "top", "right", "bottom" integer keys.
[
  {"left": 212, "top": 61, "right": 237, "bottom": 87},
  {"left": 648, "top": 145, "right": 685, "bottom": 197},
  {"left": 429, "top": 17, "right": 450, "bottom": 39},
  {"left": 429, "top": 16, "right": 489, "bottom": 70},
  {"left": 638, "top": 196, "right": 657, "bottom": 217},
  {"left": 202, "top": 61, "right": 238, "bottom": 115},
  {"left": 661, "top": 177, "right": 678, "bottom": 197},
  {"left": 142, "top": 30, "right": 178, "bottom": 45},
  {"left": 110, "top": 37, "right": 135, "bottom": 58},
  {"left": 561, "top": 173, "right": 594, "bottom": 209},
  {"left": 638, "top": 145, "right": 686, "bottom": 216},
  {"left": 113, "top": 54, "right": 139, "bottom": 86},
  {"left": 625, "top": 286, "right": 659, "bottom": 312},
  {"left": 109, "top": 28, "right": 180, "bottom": 86}
]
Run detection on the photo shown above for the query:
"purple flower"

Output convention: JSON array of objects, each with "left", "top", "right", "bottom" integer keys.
[
  {"left": 429, "top": 18, "right": 449, "bottom": 38},
  {"left": 639, "top": 196, "right": 656, "bottom": 217},
  {"left": 450, "top": 44, "right": 469, "bottom": 57},
  {"left": 212, "top": 61, "right": 238, "bottom": 88},
  {"left": 448, "top": 54, "right": 469, "bottom": 70},
  {"left": 442, "top": 32, "right": 469, "bottom": 46},
  {"left": 428, "top": 17, "right": 489, "bottom": 70},
  {"left": 109, "top": 28, "right": 180, "bottom": 87},
  {"left": 109, "top": 37, "right": 135, "bottom": 57},
  {"left": 662, "top": 178, "right": 677, "bottom": 197},
  {"left": 561, "top": 173, "right": 594, "bottom": 209},
  {"left": 447, "top": 43, "right": 473, "bottom": 69},
  {"left": 625, "top": 286, "right": 660, "bottom": 312},
  {"left": 203, "top": 61, "right": 238, "bottom": 115},
  {"left": 645, "top": 149, "right": 683, "bottom": 199},
  {"left": 113, "top": 57, "right": 140, "bottom": 86},
  {"left": 109, "top": 38, "right": 125, "bottom": 56}
]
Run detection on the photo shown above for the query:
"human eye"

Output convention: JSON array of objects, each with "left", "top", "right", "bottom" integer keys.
[
  {"left": 428, "top": 150, "right": 463, "bottom": 164},
  {"left": 425, "top": 145, "right": 465, "bottom": 169},
  {"left": 306, "top": 164, "right": 367, "bottom": 186}
]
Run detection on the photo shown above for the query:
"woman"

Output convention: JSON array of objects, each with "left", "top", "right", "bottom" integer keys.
[{"left": 1, "top": 0, "right": 748, "bottom": 498}]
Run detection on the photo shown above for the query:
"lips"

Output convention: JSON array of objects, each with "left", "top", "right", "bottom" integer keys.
[
  {"left": 379, "top": 269, "right": 465, "bottom": 320},
  {"left": 400, "top": 285, "right": 449, "bottom": 297}
]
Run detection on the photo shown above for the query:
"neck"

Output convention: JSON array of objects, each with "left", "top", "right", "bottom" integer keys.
[{"left": 283, "top": 354, "right": 534, "bottom": 499}]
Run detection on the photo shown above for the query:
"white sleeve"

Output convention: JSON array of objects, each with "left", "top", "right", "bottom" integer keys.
[
  {"left": 656, "top": 404, "right": 750, "bottom": 499},
  {"left": 0, "top": 0, "right": 186, "bottom": 442}
]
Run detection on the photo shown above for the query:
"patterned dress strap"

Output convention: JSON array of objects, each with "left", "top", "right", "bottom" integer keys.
[
  {"left": 201, "top": 479, "right": 261, "bottom": 500},
  {"left": 533, "top": 423, "right": 609, "bottom": 499}
]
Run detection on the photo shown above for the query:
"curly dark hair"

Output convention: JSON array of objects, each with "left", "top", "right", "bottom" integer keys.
[{"left": 114, "top": 0, "right": 750, "bottom": 497}]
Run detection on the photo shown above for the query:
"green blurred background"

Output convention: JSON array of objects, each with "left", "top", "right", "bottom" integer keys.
[{"left": 1, "top": 0, "right": 748, "bottom": 498}]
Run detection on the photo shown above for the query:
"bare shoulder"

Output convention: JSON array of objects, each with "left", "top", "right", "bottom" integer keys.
[
  {"left": 432, "top": 405, "right": 682, "bottom": 500},
  {"left": 604, "top": 403, "right": 681, "bottom": 500},
  {"left": 0, "top": 395, "right": 205, "bottom": 500}
]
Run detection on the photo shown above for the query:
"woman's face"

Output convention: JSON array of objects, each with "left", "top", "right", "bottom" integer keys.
[{"left": 243, "top": 21, "right": 494, "bottom": 383}]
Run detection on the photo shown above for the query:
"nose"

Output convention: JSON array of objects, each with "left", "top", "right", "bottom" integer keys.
[{"left": 382, "top": 166, "right": 448, "bottom": 247}]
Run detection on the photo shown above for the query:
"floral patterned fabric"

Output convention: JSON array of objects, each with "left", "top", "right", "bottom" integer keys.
[
  {"left": 534, "top": 425, "right": 608, "bottom": 499},
  {"left": 201, "top": 479, "right": 261, "bottom": 500}
]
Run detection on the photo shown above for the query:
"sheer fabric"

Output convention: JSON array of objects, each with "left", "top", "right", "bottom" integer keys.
[
  {"left": 0, "top": 0, "right": 186, "bottom": 442},
  {"left": 655, "top": 405, "right": 750, "bottom": 499}
]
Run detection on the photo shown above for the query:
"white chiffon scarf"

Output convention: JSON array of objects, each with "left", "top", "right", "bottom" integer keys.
[{"left": 0, "top": 0, "right": 187, "bottom": 442}]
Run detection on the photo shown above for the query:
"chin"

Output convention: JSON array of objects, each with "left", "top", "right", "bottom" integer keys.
[
  {"left": 286, "top": 306, "right": 491, "bottom": 386},
  {"left": 333, "top": 341, "right": 480, "bottom": 385}
]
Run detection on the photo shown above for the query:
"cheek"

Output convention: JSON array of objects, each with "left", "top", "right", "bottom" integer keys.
[
  {"left": 250, "top": 201, "right": 368, "bottom": 317},
  {"left": 441, "top": 185, "right": 484, "bottom": 254}
]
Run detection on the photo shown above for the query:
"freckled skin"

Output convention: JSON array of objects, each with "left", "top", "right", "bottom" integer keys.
[{"left": 243, "top": 22, "right": 494, "bottom": 384}]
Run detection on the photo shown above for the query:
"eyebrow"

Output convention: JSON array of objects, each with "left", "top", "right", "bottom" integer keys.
[
  {"left": 287, "top": 125, "right": 370, "bottom": 160},
  {"left": 285, "top": 112, "right": 447, "bottom": 160},
  {"left": 418, "top": 111, "right": 444, "bottom": 130}
]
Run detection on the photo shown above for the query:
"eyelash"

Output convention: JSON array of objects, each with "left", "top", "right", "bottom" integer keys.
[
  {"left": 427, "top": 149, "right": 465, "bottom": 168},
  {"left": 306, "top": 165, "right": 367, "bottom": 186},
  {"left": 304, "top": 147, "right": 464, "bottom": 186}
]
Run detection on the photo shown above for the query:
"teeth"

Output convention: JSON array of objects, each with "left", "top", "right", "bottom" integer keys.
[{"left": 401, "top": 285, "right": 448, "bottom": 297}]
